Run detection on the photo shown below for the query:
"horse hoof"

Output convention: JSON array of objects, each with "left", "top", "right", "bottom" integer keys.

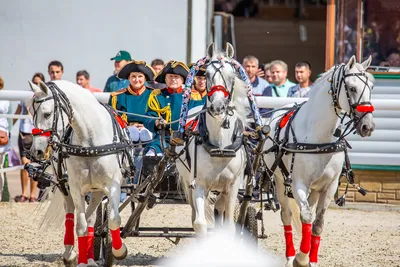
[
  {"left": 76, "top": 264, "right": 88, "bottom": 267},
  {"left": 309, "top": 263, "right": 318, "bottom": 267},
  {"left": 293, "top": 258, "right": 310, "bottom": 267},
  {"left": 87, "top": 258, "right": 98, "bottom": 267},
  {"left": 285, "top": 256, "right": 295, "bottom": 267},
  {"left": 112, "top": 244, "right": 128, "bottom": 260},
  {"left": 62, "top": 255, "right": 77, "bottom": 267}
]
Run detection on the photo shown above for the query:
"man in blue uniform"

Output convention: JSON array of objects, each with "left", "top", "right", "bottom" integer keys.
[{"left": 144, "top": 61, "right": 189, "bottom": 154}]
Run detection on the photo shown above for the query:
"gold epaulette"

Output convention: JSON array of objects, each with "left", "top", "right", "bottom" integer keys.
[
  {"left": 110, "top": 88, "right": 127, "bottom": 97},
  {"left": 190, "top": 91, "right": 202, "bottom": 101}
]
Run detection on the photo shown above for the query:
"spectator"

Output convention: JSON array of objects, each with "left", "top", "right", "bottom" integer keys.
[
  {"left": 268, "top": 60, "right": 296, "bottom": 97},
  {"left": 148, "top": 59, "right": 167, "bottom": 90},
  {"left": 0, "top": 76, "right": 10, "bottom": 201},
  {"left": 264, "top": 63, "right": 273, "bottom": 84},
  {"left": 13, "top": 73, "right": 41, "bottom": 203},
  {"left": 379, "top": 49, "right": 400, "bottom": 67},
  {"left": 76, "top": 70, "right": 102, "bottom": 93},
  {"left": 288, "top": 61, "right": 313, "bottom": 98},
  {"left": 104, "top": 50, "right": 131, "bottom": 93},
  {"left": 48, "top": 60, "right": 64, "bottom": 81},
  {"left": 242, "top": 55, "right": 270, "bottom": 96},
  {"left": 151, "top": 59, "right": 164, "bottom": 74}
]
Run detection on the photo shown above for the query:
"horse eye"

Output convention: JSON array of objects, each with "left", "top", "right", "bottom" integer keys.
[
  {"left": 44, "top": 113, "right": 51, "bottom": 119},
  {"left": 350, "top": 87, "right": 357, "bottom": 92}
]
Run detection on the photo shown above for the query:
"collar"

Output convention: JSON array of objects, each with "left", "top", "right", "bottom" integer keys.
[
  {"left": 127, "top": 85, "right": 146, "bottom": 96},
  {"left": 251, "top": 76, "right": 259, "bottom": 86},
  {"left": 273, "top": 79, "right": 290, "bottom": 89},
  {"left": 167, "top": 87, "right": 183, "bottom": 94}
]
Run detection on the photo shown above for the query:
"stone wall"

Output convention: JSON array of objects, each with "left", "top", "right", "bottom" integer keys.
[{"left": 338, "top": 170, "right": 400, "bottom": 204}]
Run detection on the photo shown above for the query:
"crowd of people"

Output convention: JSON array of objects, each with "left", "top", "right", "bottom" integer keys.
[{"left": 0, "top": 48, "right": 312, "bottom": 203}]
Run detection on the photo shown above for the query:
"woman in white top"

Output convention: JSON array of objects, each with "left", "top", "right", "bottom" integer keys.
[
  {"left": 0, "top": 76, "right": 10, "bottom": 202},
  {"left": 13, "top": 73, "right": 44, "bottom": 202}
]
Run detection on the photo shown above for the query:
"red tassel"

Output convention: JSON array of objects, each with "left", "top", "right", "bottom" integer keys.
[
  {"left": 110, "top": 229, "right": 123, "bottom": 250},
  {"left": 64, "top": 213, "right": 74, "bottom": 246},
  {"left": 309, "top": 235, "right": 321, "bottom": 263},
  {"left": 284, "top": 225, "right": 296, "bottom": 257},
  {"left": 78, "top": 236, "right": 88, "bottom": 264},
  {"left": 87, "top": 227, "right": 95, "bottom": 260},
  {"left": 299, "top": 223, "right": 312, "bottom": 254},
  {"left": 356, "top": 105, "right": 374, "bottom": 113}
]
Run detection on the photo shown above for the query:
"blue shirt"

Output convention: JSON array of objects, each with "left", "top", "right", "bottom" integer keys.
[
  {"left": 269, "top": 79, "right": 296, "bottom": 97},
  {"left": 287, "top": 84, "right": 312, "bottom": 98},
  {"left": 251, "top": 77, "right": 270, "bottom": 96},
  {"left": 104, "top": 74, "right": 130, "bottom": 93}
]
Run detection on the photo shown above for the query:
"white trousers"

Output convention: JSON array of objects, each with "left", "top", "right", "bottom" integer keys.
[{"left": 128, "top": 126, "right": 153, "bottom": 142}]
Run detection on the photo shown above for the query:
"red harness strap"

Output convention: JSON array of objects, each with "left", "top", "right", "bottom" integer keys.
[
  {"left": 207, "top": 85, "right": 230, "bottom": 98},
  {"left": 32, "top": 128, "right": 52, "bottom": 137},
  {"left": 279, "top": 111, "right": 295, "bottom": 128},
  {"left": 356, "top": 105, "right": 374, "bottom": 113}
]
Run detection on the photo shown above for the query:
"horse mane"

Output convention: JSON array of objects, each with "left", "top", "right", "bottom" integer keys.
[{"left": 307, "top": 62, "right": 374, "bottom": 99}]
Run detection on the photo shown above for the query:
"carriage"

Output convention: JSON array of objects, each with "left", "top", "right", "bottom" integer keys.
[{"left": 25, "top": 40, "right": 375, "bottom": 267}]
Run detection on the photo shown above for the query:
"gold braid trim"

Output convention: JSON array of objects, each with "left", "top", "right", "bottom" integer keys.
[
  {"left": 147, "top": 89, "right": 171, "bottom": 123},
  {"left": 110, "top": 88, "right": 128, "bottom": 122}
]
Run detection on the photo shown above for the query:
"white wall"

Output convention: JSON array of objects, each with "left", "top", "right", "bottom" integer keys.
[
  {"left": 0, "top": 0, "right": 192, "bottom": 92},
  {"left": 191, "top": 0, "right": 208, "bottom": 62}
]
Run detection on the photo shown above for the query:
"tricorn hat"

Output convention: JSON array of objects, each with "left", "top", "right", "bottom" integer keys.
[
  {"left": 188, "top": 63, "right": 206, "bottom": 76},
  {"left": 155, "top": 61, "right": 189, "bottom": 84},
  {"left": 117, "top": 60, "right": 156, "bottom": 81}
]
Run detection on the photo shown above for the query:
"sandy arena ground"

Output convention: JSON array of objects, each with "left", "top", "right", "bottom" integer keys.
[{"left": 0, "top": 200, "right": 399, "bottom": 267}]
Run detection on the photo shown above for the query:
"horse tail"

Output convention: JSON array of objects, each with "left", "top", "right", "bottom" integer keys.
[
  {"left": 40, "top": 188, "right": 66, "bottom": 230},
  {"left": 288, "top": 197, "right": 301, "bottom": 234}
]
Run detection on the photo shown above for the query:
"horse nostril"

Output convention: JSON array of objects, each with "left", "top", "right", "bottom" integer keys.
[
  {"left": 361, "top": 124, "right": 370, "bottom": 134},
  {"left": 36, "top": 150, "right": 44, "bottom": 158},
  {"left": 216, "top": 107, "right": 221, "bottom": 113}
]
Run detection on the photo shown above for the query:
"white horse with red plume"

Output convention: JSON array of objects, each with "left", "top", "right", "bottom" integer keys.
[
  {"left": 27, "top": 80, "right": 129, "bottom": 267},
  {"left": 263, "top": 55, "right": 375, "bottom": 266}
]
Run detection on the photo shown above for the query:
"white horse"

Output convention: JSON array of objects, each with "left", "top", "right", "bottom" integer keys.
[
  {"left": 263, "top": 56, "right": 375, "bottom": 267},
  {"left": 176, "top": 43, "right": 248, "bottom": 235},
  {"left": 27, "top": 80, "right": 128, "bottom": 267}
]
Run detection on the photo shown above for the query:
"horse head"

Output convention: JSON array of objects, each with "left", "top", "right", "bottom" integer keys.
[
  {"left": 205, "top": 42, "right": 238, "bottom": 119},
  {"left": 27, "top": 81, "right": 70, "bottom": 160},
  {"left": 330, "top": 55, "right": 375, "bottom": 137}
]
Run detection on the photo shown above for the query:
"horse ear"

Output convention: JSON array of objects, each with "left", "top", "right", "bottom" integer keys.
[
  {"left": 38, "top": 81, "right": 49, "bottom": 95},
  {"left": 28, "top": 80, "right": 42, "bottom": 95},
  {"left": 207, "top": 42, "right": 215, "bottom": 58},
  {"left": 361, "top": 55, "right": 372, "bottom": 69},
  {"left": 346, "top": 55, "right": 356, "bottom": 70},
  {"left": 225, "top": 42, "right": 235, "bottom": 59}
]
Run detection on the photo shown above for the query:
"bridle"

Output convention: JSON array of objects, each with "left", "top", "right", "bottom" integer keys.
[
  {"left": 31, "top": 82, "right": 74, "bottom": 153},
  {"left": 329, "top": 64, "right": 374, "bottom": 138},
  {"left": 206, "top": 58, "right": 236, "bottom": 103}
]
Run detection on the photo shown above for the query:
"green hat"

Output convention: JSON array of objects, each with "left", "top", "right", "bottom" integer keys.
[
  {"left": 110, "top": 50, "right": 131, "bottom": 61},
  {"left": 155, "top": 60, "right": 189, "bottom": 84},
  {"left": 188, "top": 63, "right": 206, "bottom": 76},
  {"left": 117, "top": 60, "right": 156, "bottom": 81}
]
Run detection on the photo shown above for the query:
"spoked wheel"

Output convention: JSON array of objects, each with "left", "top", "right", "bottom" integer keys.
[{"left": 93, "top": 199, "right": 114, "bottom": 267}]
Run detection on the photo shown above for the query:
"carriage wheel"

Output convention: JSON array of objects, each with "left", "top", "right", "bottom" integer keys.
[
  {"left": 103, "top": 202, "right": 114, "bottom": 267},
  {"left": 93, "top": 205, "right": 102, "bottom": 261},
  {"left": 93, "top": 200, "right": 114, "bottom": 266},
  {"left": 244, "top": 206, "right": 258, "bottom": 245},
  {"left": 234, "top": 204, "right": 258, "bottom": 244}
]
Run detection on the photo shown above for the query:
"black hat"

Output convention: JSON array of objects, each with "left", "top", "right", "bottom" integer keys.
[
  {"left": 188, "top": 63, "right": 206, "bottom": 76},
  {"left": 155, "top": 61, "right": 189, "bottom": 83},
  {"left": 117, "top": 60, "right": 156, "bottom": 81}
]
